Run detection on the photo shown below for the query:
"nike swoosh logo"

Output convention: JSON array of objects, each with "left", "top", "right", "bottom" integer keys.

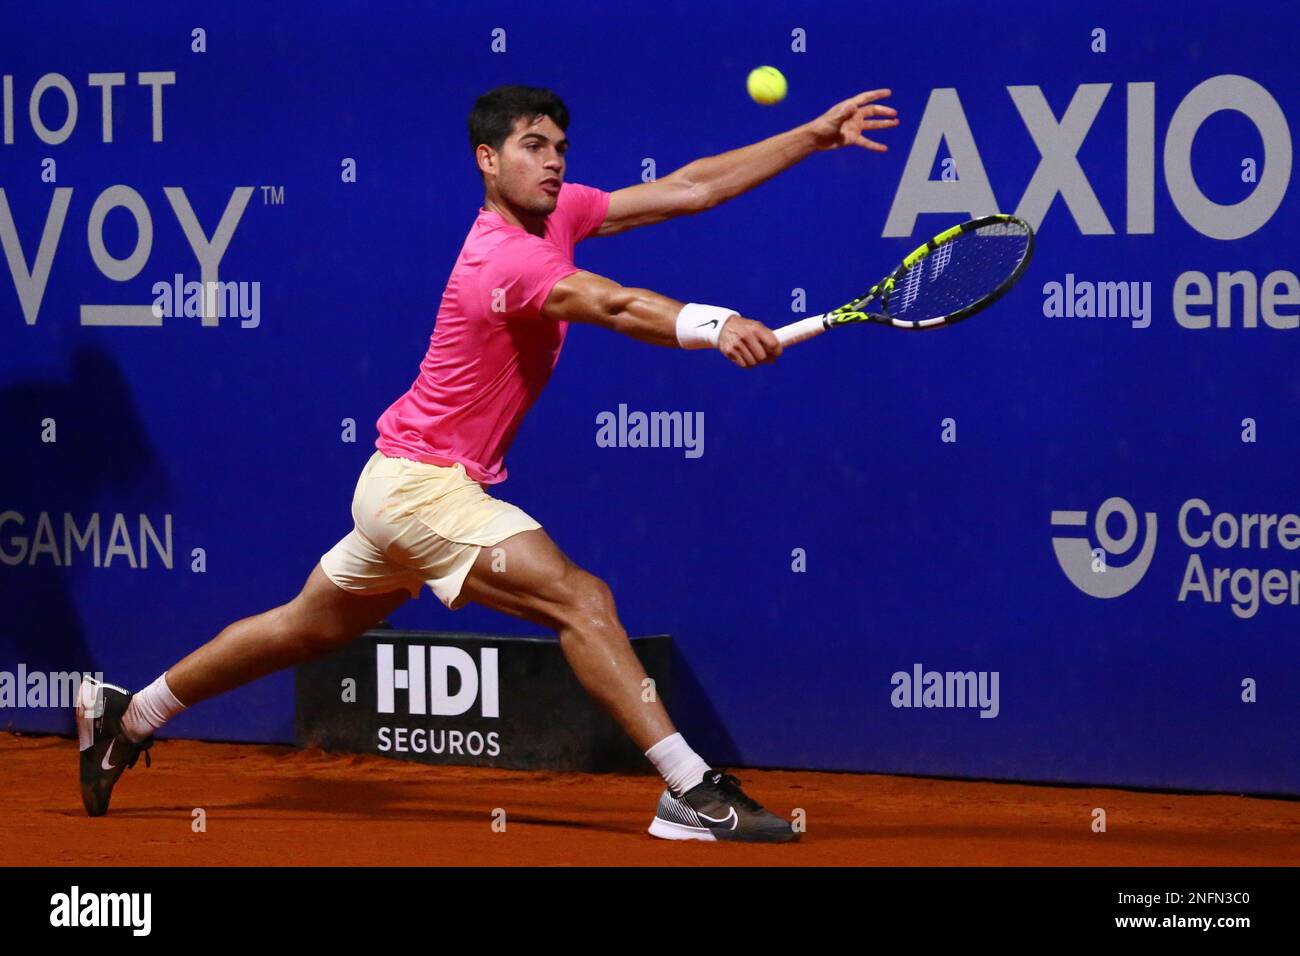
[
  {"left": 697, "top": 806, "right": 739, "bottom": 829},
  {"left": 695, "top": 318, "right": 720, "bottom": 329},
  {"left": 101, "top": 739, "right": 117, "bottom": 771}
]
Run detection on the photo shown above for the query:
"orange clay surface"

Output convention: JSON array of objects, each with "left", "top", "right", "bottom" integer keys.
[{"left": 2, "top": 733, "right": 1297, "bottom": 866}]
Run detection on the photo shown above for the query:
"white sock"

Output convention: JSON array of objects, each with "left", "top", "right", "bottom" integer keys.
[
  {"left": 645, "top": 732, "right": 711, "bottom": 798},
  {"left": 121, "top": 673, "right": 187, "bottom": 743}
]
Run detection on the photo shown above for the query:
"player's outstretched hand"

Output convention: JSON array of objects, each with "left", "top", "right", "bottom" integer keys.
[
  {"left": 720, "top": 316, "right": 783, "bottom": 368},
  {"left": 806, "top": 89, "right": 899, "bottom": 152}
]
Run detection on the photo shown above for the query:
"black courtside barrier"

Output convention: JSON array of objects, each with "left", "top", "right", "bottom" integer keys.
[{"left": 296, "top": 628, "right": 673, "bottom": 772}]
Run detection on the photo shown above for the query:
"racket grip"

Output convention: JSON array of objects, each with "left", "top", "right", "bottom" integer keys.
[{"left": 774, "top": 315, "right": 828, "bottom": 347}]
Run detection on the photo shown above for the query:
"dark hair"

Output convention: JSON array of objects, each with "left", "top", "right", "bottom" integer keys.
[{"left": 468, "top": 85, "right": 570, "bottom": 165}]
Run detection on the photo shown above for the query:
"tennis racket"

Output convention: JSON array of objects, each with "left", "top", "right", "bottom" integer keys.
[{"left": 773, "top": 214, "right": 1035, "bottom": 346}]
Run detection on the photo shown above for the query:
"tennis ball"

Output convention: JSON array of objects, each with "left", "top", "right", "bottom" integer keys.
[{"left": 746, "top": 66, "right": 787, "bottom": 105}]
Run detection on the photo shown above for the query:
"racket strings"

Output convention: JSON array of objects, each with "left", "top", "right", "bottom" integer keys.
[
  {"left": 884, "top": 228, "right": 1030, "bottom": 325},
  {"left": 895, "top": 260, "right": 927, "bottom": 313}
]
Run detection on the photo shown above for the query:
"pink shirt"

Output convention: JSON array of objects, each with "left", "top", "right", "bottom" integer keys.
[{"left": 375, "top": 181, "right": 611, "bottom": 484}]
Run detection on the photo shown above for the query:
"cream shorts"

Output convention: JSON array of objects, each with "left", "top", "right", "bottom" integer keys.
[{"left": 319, "top": 450, "right": 542, "bottom": 609}]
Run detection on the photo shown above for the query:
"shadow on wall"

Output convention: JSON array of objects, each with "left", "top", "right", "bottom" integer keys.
[
  {"left": 0, "top": 345, "right": 171, "bottom": 732},
  {"left": 669, "top": 646, "right": 741, "bottom": 768}
]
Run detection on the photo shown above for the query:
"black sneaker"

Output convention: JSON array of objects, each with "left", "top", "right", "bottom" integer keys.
[
  {"left": 77, "top": 677, "right": 153, "bottom": 817},
  {"left": 648, "top": 769, "right": 799, "bottom": 843}
]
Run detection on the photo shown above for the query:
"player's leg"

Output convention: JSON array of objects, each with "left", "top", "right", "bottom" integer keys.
[
  {"left": 454, "top": 528, "right": 798, "bottom": 842},
  {"left": 78, "top": 562, "right": 409, "bottom": 815},
  {"left": 164, "top": 564, "right": 410, "bottom": 707},
  {"left": 453, "top": 528, "right": 673, "bottom": 753}
]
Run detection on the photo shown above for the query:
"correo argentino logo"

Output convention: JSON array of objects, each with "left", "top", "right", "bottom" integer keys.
[{"left": 1052, "top": 496, "right": 1158, "bottom": 598}]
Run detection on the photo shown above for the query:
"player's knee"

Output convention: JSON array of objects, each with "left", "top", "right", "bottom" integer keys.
[
  {"left": 276, "top": 604, "right": 350, "bottom": 656},
  {"left": 561, "top": 572, "right": 620, "bottom": 634},
  {"left": 297, "top": 625, "right": 350, "bottom": 656}
]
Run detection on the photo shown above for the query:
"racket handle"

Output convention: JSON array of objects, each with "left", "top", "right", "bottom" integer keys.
[{"left": 773, "top": 315, "right": 828, "bottom": 347}]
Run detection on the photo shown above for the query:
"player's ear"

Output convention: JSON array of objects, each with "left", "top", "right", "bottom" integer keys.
[{"left": 476, "top": 143, "right": 498, "bottom": 178}]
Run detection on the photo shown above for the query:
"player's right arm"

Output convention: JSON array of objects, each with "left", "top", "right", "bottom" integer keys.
[{"left": 542, "top": 270, "right": 782, "bottom": 369}]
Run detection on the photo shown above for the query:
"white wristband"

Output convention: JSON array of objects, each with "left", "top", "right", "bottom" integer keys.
[{"left": 676, "top": 303, "right": 736, "bottom": 350}]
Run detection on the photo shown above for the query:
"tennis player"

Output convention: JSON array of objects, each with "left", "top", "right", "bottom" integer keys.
[{"left": 77, "top": 84, "right": 897, "bottom": 842}]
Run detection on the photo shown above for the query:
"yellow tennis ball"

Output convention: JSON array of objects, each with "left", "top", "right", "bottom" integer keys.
[{"left": 746, "top": 66, "right": 787, "bottom": 105}]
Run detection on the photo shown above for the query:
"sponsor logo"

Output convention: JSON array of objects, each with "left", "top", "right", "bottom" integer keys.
[
  {"left": 884, "top": 74, "right": 1291, "bottom": 241},
  {"left": 1, "top": 68, "right": 259, "bottom": 328},
  {"left": 375, "top": 643, "right": 502, "bottom": 757},
  {"left": 887, "top": 76, "right": 1299, "bottom": 331},
  {"left": 697, "top": 806, "right": 739, "bottom": 829},
  {"left": 376, "top": 726, "right": 500, "bottom": 757},
  {"left": 0, "top": 511, "right": 173, "bottom": 569},
  {"left": 1053, "top": 496, "right": 1300, "bottom": 618},
  {"left": 100, "top": 738, "right": 118, "bottom": 771},
  {"left": 1052, "top": 496, "right": 1158, "bottom": 598},
  {"left": 376, "top": 643, "right": 498, "bottom": 717}
]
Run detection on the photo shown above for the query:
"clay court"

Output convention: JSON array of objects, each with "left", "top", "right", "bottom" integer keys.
[{"left": 3, "top": 733, "right": 1296, "bottom": 867}]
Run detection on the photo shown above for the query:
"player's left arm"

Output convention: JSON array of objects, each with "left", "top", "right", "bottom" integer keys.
[{"left": 593, "top": 89, "right": 898, "bottom": 238}]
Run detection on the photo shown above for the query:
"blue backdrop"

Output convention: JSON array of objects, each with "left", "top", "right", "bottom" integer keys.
[{"left": 3, "top": 0, "right": 1296, "bottom": 795}]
